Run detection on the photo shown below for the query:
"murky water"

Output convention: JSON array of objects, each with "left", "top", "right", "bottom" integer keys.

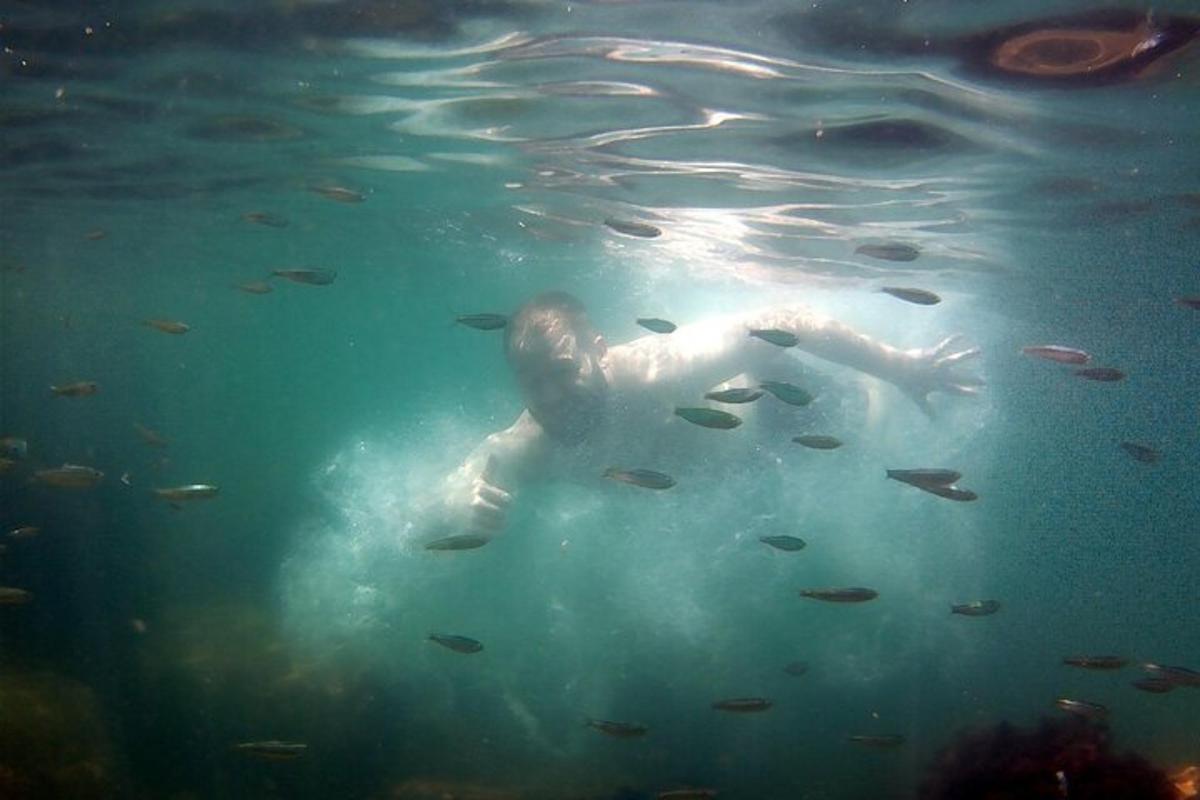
[{"left": 2, "top": 2, "right": 1199, "bottom": 798}]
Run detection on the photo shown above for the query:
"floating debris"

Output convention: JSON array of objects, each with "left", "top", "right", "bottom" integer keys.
[
  {"left": 604, "top": 217, "right": 662, "bottom": 238},
  {"left": 271, "top": 268, "right": 337, "bottom": 286},
  {"left": 234, "top": 741, "right": 309, "bottom": 760},
  {"left": 455, "top": 313, "right": 507, "bottom": 331},
  {"left": 310, "top": 185, "right": 366, "bottom": 203},
  {"left": 7, "top": 526, "right": 40, "bottom": 540},
  {"left": 848, "top": 734, "right": 905, "bottom": 748},
  {"left": 429, "top": 633, "right": 483, "bottom": 653},
  {"left": 142, "top": 318, "right": 190, "bottom": 335},
  {"left": 134, "top": 423, "right": 169, "bottom": 448},
  {"left": 32, "top": 464, "right": 104, "bottom": 489},
  {"left": 759, "top": 535, "right": 806, "bottom": 552},
  {"left": 704, "top": 387, "right": 763, "bottom": 404},
  {"left": 1120, "top": 441, "right": 1160, "bottom": 463},
  {"left": 759, "top": 381, "right": 814, "bottom": 406},
  {"left": 637, "top": 317, "right": 676, "bottom": 334},
  {"left": 153, "top": 484, "right": 219, "bottom": 502},
  {"left": 674, "top": 407, "right": 742, "bottom": 430},
  {"left": 880, "top": 287, "right": 941, "bottom": 305},
  {"left": 748, "top": 328, "right": 799, "bottom": 347},
  {"left": 0, "top": 458, "right": 15, "bottom": 475},
  {"left": 586, "top": 718, "right": 648, "bottom": 738},
  {"left": 782, "top": 660, "right": 809, "bottom": 676},
  {"left": 711, "top": 697, "right": 772, "bottom": 713},
  {"left": 603, "top": 467, "right": 676, "bottom": 490},
  {"left": 50, "top": 381, "right": 98, "bottom": 397},
  {"left": 799, "top": 587, "right": 878, "bottom": 603},
  {"left": 235, "top": 280, "right": 273, "bottom": 294},
  {"left": 886, "top": 469, "right": 962, "bottom": 488},
  {"left": 792, "top": 435, "right": 842, "bottom": 450},
  {"left": 951, "top": 600, "right": 1001, "bottom": 616},
  {"left": 1054, "top": 698, "right": 1108, "bottom": 720},
  {"left": 241, "top": 211, "right": 289, "bottom": 228},
  {"left": 1063, "top": 656, "right": 1128, "bottom": 670},
  {"left": 856, "top": 242, "right": 920, "bottom": 262},
  {"left": 1075, "top": 367, "right": 1125, "bottom": 382},
  {"left": 425, "top": 534, "right": 491, "bottom": 551},
  {"left": 1022, "top": 345, "right": 1092, "bottom": 365},
  {"left": 0, "top": 587, "right": 33, "bottom": 605}
]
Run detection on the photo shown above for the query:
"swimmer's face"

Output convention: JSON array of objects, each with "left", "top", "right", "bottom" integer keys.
[{"left": 511, "top": 328, "right": 608, "bottom": 444}]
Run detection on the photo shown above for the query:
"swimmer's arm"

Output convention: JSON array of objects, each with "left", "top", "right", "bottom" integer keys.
[{"left": 424, "top": 412, "right": 547, "bottom": 537}]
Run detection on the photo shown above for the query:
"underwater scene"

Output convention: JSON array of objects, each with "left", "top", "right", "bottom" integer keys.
[{"left": 2, "top": 1, "right": 1199, "bottom": 798}]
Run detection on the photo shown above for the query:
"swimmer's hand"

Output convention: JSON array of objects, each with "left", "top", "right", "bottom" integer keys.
[
  {"left": 897, "top": 335, "right": 983, "bottom": 418},
  {"left": 451, "top": 454, "right": 512, "bottom": 536}
]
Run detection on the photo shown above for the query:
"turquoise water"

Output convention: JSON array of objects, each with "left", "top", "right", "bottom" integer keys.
[{"left": 2, "top": 2, "right": 1199, "bottom": 798}]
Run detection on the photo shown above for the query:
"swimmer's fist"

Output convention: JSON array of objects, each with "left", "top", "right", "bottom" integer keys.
[{"left": 466, "top": 455, "right": 512, "bottom": 533}]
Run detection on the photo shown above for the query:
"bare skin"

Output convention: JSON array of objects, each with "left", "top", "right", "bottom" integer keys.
[{"left": 427, "top": 303, "right": 981, "bottom": 539}]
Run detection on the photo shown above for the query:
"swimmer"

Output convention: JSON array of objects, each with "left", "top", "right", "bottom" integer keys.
[{"left": 424, "top": 291, "right": 981, "bottom": 538}]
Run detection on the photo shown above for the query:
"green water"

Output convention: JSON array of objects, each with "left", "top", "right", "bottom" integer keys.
[{"left": 2, "top": 2, "right": 1200, "bottom": 798}]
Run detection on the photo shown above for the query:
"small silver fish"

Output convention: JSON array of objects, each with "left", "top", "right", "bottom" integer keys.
[
  {"left": 1075, "top": 367, "right": 1124, "bottom": 382},
  {"left": 637, "top": 317, "right": 676, "bottom": 334},
  {"left": 1141, "top": 663, "right": 1200, "bottom": 687},
  {"left": 1120, "top": 442, "right": 1159, "bottom": 464},
  {"left": 241, "top": 211, "right": 289, "bottom": 228},
  {"left": 603, "top": 468, "right": 676, "bottom": 490},
  {"left": 0, "top": 437, "right": 28, "bottom": 459},
  {"left": 951, "top": 600, "right": 1000, "bottom": 616},
  {"left": 657, "top": 790, "right": 718, "bottom": 800},
  {"left": 799, "top": 587, "right": 878, "bottom": 603},
  {"left": 782, "top": 660, "right": 809, "bottom": 676},
  {"left": 234, "top": 741, "right": 308, "bottom": 760},
  {"left": 759, "top": 535, "right": 806, "bottom": 552},
  {"left": 1063, "top": 656, "right": 1127, "bottom": 670},
  {"left": 7, "top": 526, "right": 40, "bottom": 540},
  {"left": 428, "top": 633, "right": 483, "bottom": 653},
  {"left": 604, "top": 217, "right": 662, "bottom": 238},
  {"left": 271, "top": 268, "right": 337, "bottom": 286},
  {"left": 1131, "top": 678, "right": 1176, "bottom": 694},
  {"left": 792, "top": 435, "right": 842, "bottom": 450},
  {"left": 919, "top": 485, "right": 978, "bottom": 502},
  {"left": 1022, "top": 345, "right": 1091, "bottom": 365},
  {"left": 425, "top": 534, "right": 491, "bottom": 551},
  {"left": 50, "top": 381, "right": 99, "bottom": 397},
  {"left": 748, "top": 328, "right": 799, "bottom": 347},
  {"left": 848, "top": 734, "right": 905, "bottom": 748},
  {"left": 880, "top": 287, "right": 941, "bottom": 306},
  {"left": 455, "top": 313, "right": 507, "bottom": 331},
  {"left": 704, "top": 387, "right": 763, "bottom": 404},
  {"left": 0, "top": 587, "right": 33, "bottom": 605},
  {"left": 1054, "top": 698, "right": 1108, "bottom": 720},
  {"left": 134, "top": 423, "right": 169, "bottom": 448},
  {"left": 311, "top": 185, "right": 365, "bottom": 203},
  {"left": 711, "top": 697, "right": 771, "bottom": 713},
  {"left": 32, "top": 464, "right": 104, "bottom": 489},
  {"left": 235, "top": 280, "right": 273, "bottom": 294},
  {"left": 153, "top": 484, "right": 219, "bottom": 502},
  {"left": 142, "top": 319, "right": 190, "bottom": 335},
  {"left": 886, "top": 469, "right": 962, "bottom": 488},
  {"left": 586, "top": 718, "right": 648, "bottom": 738},
  {"left": 674, "top": 407, "right": 742, "bottom": 430},
  {"left": 856, "top": 243, "right": 919, "bottom": 262},
  {"left": 759, "top": 381, "right": 813, "bottom": 407}
]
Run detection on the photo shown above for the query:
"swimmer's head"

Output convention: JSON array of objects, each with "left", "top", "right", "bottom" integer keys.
[{"left": 505, "top": 291, "right": 609, "bottom": 443}]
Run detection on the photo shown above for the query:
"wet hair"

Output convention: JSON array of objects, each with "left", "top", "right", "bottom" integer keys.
[{"left": 503, "top": 291, "right": 595, "bottom": 367}]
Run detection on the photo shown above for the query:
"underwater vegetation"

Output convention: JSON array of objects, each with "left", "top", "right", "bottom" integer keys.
[{"left": 919, "top": 717, "right": 1177, "bottom": 800}]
